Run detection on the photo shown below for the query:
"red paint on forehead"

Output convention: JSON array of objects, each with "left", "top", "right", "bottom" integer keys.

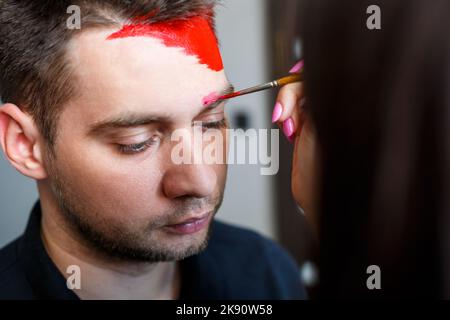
[{"left": 107, "top": 16, "right": 224, "bottom": 72}]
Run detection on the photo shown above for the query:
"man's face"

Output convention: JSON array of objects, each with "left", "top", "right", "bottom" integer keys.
[{"left": 46, "top": 19, "right": 230, "bottom": 262}]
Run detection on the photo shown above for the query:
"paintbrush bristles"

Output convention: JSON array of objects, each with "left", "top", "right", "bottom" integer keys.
[{"left": 275, "top": 74, "right": 303, "bottom": 86}]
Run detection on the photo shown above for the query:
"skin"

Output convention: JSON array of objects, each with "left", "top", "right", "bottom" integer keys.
[
  {"left": 0, "top": 25, "right": 231, "bottom": 299},
  {"left": 274, "top": 82, "right": 321, "bottom": 231}
]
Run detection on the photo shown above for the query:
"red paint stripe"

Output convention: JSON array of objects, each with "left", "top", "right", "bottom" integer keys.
[{"left": 107, "top": 17, "right": 224, "bottom": 72}]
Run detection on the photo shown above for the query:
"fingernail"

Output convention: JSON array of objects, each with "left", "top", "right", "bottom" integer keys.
[
  {"left": 272, "top": 102, "right": 283, "bottom": 123},
  {"left": 289, "top": 60, "right": 304, "bottom": 74},
  {"left": 283, "top": 118, "right": 295, "bottom": 138}
]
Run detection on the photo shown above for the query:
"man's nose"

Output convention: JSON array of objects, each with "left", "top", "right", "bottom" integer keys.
[{"left": 162, "top": 163, "right": 217, "bottom": 199}]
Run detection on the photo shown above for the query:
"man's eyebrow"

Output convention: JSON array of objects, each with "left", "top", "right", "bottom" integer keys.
[
  {"left": 87, "top": 113, "right": 170, "bottom": 136},
  {"left": 202, "top": 83, "right": 235, "bottom": 111},
  {"left": 87, "top": 84, "right": 234, "bottom": 135}
]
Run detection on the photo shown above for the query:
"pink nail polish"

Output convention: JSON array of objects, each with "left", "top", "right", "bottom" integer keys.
[
  {"left": 272, "top": 102, "right": 283, "bottom": 123},
  {"left": 283, "top": 118, "right": 295, "bottom": 138},
  {"left": 289, "top": 60, "right": 304, "bottom": 74}
]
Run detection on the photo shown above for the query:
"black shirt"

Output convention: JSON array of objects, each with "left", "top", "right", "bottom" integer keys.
[{"left": 0, "top": 201, "right": 306, "bottom": 300}]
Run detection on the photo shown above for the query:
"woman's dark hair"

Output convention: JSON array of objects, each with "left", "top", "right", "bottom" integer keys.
[{"left": 301, "top": 0, "right": 450, "bottom": 298}]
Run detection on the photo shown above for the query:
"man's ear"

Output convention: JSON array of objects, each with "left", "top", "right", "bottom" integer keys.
[{"left": 0, "top": 103, "right": 48, "bottom": 180}]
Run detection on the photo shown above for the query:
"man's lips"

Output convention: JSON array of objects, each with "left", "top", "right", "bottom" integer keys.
[{"left": 163, "top": 212, "right": 212, "bottom": 235}]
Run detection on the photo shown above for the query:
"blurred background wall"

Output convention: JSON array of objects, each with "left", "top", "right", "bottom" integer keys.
[
  {"left": 0, "top": 1, "right": 315, "bottom": 285},
  {"left": 215, "top": 0, "right": 276, "bottom": 240}
]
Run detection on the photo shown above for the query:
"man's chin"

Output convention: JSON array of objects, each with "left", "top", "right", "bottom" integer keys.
[
  {"left": 99, "top": 235, "right": 210, "bottom": 263},
  {"left": 140, "top": 223, "right": 213, "bottom": 263},
  {"left": 111, "top": 216, "right": 214, "bottom": 263}
]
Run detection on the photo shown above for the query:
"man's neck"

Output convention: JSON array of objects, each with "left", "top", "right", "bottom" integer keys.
[{"left": 38, "top": 187, "right": 180, "bottom": 300}]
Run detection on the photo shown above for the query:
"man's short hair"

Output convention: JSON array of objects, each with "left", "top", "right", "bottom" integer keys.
[{"left": 0, "top": 0, "right": 218, "bottom": 147}]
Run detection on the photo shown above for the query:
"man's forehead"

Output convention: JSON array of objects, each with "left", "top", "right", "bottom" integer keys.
[
  {"left": 71, "top": 30, "right": 227, "bottom": 99},
  {"left": 106, "top": 16, "right": 224, "bottom": 73},
  {"left": 65, "top": 19, "right": 229, "bottom": 131}
]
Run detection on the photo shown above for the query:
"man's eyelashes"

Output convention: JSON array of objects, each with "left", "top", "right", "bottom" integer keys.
[
  {"left": 118, "top": 136, "right": 160, "bottom": 155},
  {"left": 117, "top": 119, "right": 227, "bottom": 155},
  {"left": 200, "top": 118, "right": 227, "bottom": 130}
]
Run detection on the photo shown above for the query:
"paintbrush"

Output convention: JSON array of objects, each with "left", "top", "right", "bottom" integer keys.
[{"left": 217, "top": 73, "right": 303, "bottom": 102}]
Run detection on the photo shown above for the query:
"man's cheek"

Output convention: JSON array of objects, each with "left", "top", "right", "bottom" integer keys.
[
  {"left": 95, "top": 170, "right": 158, "bottom": 197},
  {"left": 61, "top": 154, "right": 153, "bottom": 198},
  {"left": 76, "top": 173, "right": 157, "bottom": 216}
]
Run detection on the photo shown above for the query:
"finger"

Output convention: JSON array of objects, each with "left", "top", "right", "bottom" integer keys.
[
  {"left": 275, "top": 82, "right": 303, "bottom": 123},
  {"left": 272, "top": 84, "right": 301, "bottom": 123},
  {"left": 273, "top": 84, "right": 304, "bottom": 141}
]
